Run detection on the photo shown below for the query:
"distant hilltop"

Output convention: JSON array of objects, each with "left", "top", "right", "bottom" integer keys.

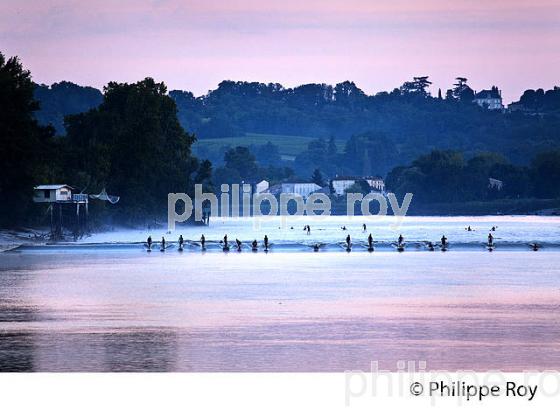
[
  {"left": 33, "top": 77, "right": 560, "bottom": 177},
  {"left": 34, "top": 78, "right": 560, "bottom": 136}
]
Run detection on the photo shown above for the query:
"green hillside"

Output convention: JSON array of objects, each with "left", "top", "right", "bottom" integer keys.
[{"left": 194, "top": 133, "right": 346, "bottom": 161}]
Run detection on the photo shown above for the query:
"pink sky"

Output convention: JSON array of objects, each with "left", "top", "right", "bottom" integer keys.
[{"left": 1, "top": 0, "right": 559, "bottom": 102}]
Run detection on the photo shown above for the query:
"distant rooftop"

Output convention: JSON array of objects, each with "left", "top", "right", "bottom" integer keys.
[
  {"left": 475, "top": 87, "right": 501, "bottom": 100},
  {"left": 34, "top": 184, "right": 73, "bottom": 190},
  {"left": 282, "top": 180, "right": 316, "bottom": 185},
  {"left": 332, "top": 175, "right": 383, "bottom": 181},
  {"left": 240, "top": 178, "right": 268, "bottom": 184}
]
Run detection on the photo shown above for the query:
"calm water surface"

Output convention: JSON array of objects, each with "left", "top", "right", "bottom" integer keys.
[{"left": 1, "top": 216, "right": 560, "bottom": 371}]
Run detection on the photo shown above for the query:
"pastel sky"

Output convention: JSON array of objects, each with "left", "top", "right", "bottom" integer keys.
[{"left": 1, "top": 0, "right": 559, "bottom": 102}]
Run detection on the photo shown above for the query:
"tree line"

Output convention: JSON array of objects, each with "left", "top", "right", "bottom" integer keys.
[
  {"left": 2, "top": 50, "right": 560, "bottom": 228},
  {"left": 35, "top": 77, "right": 560, "bottom": 180},
  {"left": 386, "top": 149, "right": 560, "bottom": 204},
  {"left": 1, "top": 52, "right": 208, "bottom": 227}
]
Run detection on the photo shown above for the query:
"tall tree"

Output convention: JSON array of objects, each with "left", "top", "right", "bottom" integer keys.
[
  {"left": 311, "top": 168, "right": 325, "bottom": 187},
  {"left": 400, "top": 76, "right": 432, "bottom": 96},
  {"left": 452, "top": 77, "right": 475, "bottom": 102},
  {"left": 0, "top": 52, "right": 55, "bottom": 227},
  {"left": 327, "top": 135, "right": 338, "bottom": 158},
  {"left": 531, "top": 149, "right": 560, "bottom": 198},
  {"left": 195, "top": 159, "right": 213, "bottom": 192},
  {"left": 223, "top": 146, "right": 258, "bottom": 179},
  {"left": 252, "top": 142, "right": 281, "bottom": 166},
  {"left": 64, "top": 77, "right": 201, "bottom": 222},
  {"left": 34, "top": 81, "right": 103, "bottom": 135}
]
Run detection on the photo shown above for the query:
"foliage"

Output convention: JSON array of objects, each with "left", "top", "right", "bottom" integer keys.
[
  {"left": 213, "top": 145, "right": 294, "bottom": 187},
  {"left": 0, "top": 52, "right": 56, "bottom": 227},
  {"left": 531, "top": 149, "right": 560, "bottom": 198},
  {"left": 386, "top": 149, "right": 559, "bottom": 204},
  {"left": 63, "top": 78, "right": 204, "bottom": 222},
  {"left": 223, "top": 146, "right": 258, "bottom": 178},
  {"left": 34, "top": 81, "right": 103, "bottom": 135},
  {"left": 8, "top": 59, "right": 560, "bottom": 216},
  {"left": 449, "top": 77, "right": 475, "bottom": 102},
  {"left": 35, "top": 77, "right": 560, "bottom": 181},
  {"left": 311, "top": 168, "right": 325, "bottom": 187},
  {"left": 518, "top": 88, "right": 560, "bottom": 112},
  {"left": 250, "top": 141, "right": 282, "bottom": 166},
  {"left": 344, "top": 180, "right": 371, "bottom": 196}
]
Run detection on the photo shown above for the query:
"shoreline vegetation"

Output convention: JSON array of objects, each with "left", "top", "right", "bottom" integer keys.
[
  {"left": 405, "top": 198, "right": 560, "bottom": 216},
  {"left": 2, "top": 51, "right": 560, "bottom": 232}
]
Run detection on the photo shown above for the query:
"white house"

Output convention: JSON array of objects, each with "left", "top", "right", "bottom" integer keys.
[
  {"left": 331, "top": 176, "right": 385, "bottom": 196},
  {"left": 331, "top": 177, "right": 355, "bottom": 196},
  {"left": 33, "top": 185, "right": 74, "bottom": 203},
  {"left": 255, "top": 180, "right": 269, "bottom": 194},
  {"left": 240, "top": 179, "right": 269, "bottom": 194},
  {"left": 474, "top": 87, "right": 504, "bottom": 110},
  {"left": 488, "top": 178, "right": 503, "bottom": 191},
  {"left": 364, "top": 176, "right": 385, "bottom": 192},
  {"left": 265, "top": 181, "right": 321, "bottom": 198},
  {"left": 280, "top": 182, "right": 322, "bottom": 198}
]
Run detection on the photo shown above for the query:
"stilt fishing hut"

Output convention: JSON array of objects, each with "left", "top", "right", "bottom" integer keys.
[{"left": 33, "top": 185, "right": 120, "bottom": 241}]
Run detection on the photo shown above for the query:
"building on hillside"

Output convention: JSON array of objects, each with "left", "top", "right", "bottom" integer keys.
[
  {"left": 474, "top": 86, "right": 504, "bottom": 110},
  {"left": 265, "top": 181, "right": 322, "bottom": 198},
  {"left": 240, "top": 179, "right": 269, "bottom": 194},
  {"left": 255, "top": 180, "right": 269, "bottom": 194},
  {"left": 314, "top": 186, "right": 331, "bottom": 196},
  {"left": 280, "top": 181, "right": 322, "bottom": 198},
  {"left": 488, "top": 177, "right": 503, "bottom": 191},
  {"left": 265, "top": 184, "right": 283, "bottom": 196},
  {"left": 331, "top": 176, "right": 385, "bottom": 196},
  {"left": 364, "top": 176, "right": 385, "bottom": 192}
]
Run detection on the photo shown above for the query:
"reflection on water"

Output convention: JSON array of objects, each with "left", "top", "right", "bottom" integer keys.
[{"left": 1, "top": 250, "right": 560, "bottom": 371}]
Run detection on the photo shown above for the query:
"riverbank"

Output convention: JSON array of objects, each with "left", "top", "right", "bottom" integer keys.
[
  {"left": 3, "top": 206, "right": 560, "bottom": 249},
  {"left": 406, "top": 198, "right": 560, "bottom": 216},
  {"left": 0, "top": 228, "right": 49, "bottom": 252}
]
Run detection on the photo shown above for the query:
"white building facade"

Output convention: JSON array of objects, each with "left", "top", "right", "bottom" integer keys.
[
  {"left": 255, "top": 180, "right": 269, "bottom": 194},
  {"left": 280, "top": 182, "right": 322, "bottom": 198},
  {"left": 474, "top": 87, "right": 504, "bottom": 110},
  {"left": 331, "top": 176, "right": 385, "bottom": 196}
]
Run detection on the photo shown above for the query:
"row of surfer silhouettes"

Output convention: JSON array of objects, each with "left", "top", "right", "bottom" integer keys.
[
  {"left": 146, "top": 234, "right": 270, "bottom": 252},
  {"left": 144, "top": 232, "right": 541, "bottom": 252}
]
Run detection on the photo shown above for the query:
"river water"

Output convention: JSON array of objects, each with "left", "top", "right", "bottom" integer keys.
[{"left": 1, "top": 216, "right": 560, "bottom": 371}]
